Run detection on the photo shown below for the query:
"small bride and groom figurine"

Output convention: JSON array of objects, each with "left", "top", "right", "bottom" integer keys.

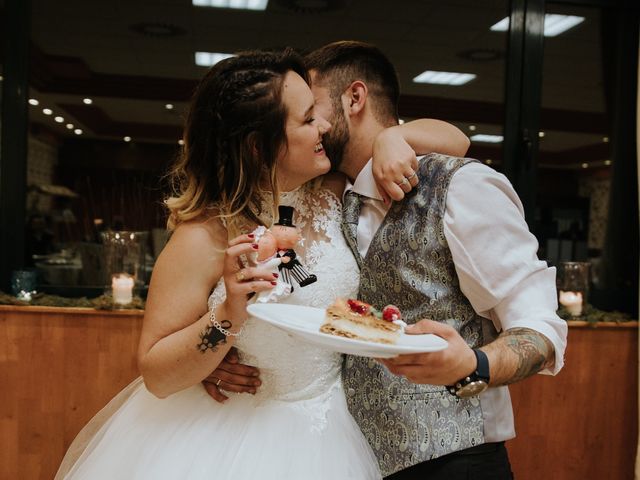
[{"left": 253, "top": 205, "right": 317, "bottom": 303}]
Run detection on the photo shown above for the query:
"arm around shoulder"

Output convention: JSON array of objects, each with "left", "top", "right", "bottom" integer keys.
[
  {"left": 371, "top": 119, "right": 470, "bottom": 201},
  {"left": 391, "top": 118, "right": 470, "bottom": 157}
]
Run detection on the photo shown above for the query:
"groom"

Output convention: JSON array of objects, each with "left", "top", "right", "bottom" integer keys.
[{"left": 301, "top": 41, "right": 567, "bottom": 479}]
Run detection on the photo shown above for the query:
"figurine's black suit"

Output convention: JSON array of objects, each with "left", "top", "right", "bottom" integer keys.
[{"left": 275, "top": 206, "right": 317, "bottom": 291}]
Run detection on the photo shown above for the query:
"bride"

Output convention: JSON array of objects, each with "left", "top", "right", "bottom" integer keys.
[{"left": 56, "top": 49, "right": 468, "bottom": 479}]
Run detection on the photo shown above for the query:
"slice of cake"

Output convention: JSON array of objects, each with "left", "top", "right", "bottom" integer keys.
[{"left": 320, "top": 298, "right": 404, "bottom": 344}]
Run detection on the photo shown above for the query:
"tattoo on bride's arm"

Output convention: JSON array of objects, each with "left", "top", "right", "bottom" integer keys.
[
  {"left": 196, "top": 321, "right": 232, "bottom": 353},
  {"left": 497, "top": 328, "right": 554, "bottom": 385}
]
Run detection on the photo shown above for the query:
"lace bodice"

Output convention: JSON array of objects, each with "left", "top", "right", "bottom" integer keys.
[{"left": 208, "top": 184, "right": 359, "bottom": 402}]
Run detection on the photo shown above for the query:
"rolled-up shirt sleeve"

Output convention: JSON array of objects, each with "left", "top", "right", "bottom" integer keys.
[{"left": 443, "top": 163, "right": 568, "bottom": 375}]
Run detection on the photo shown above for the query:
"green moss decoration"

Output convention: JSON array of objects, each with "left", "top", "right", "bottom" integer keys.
[
  {"left": 557, "top": 303, "right": 632, "bottom": 325},
  {"left": 0, "top": 291, "right": 633, "bottom": 322},
  {"left": 0, "top": 291, "right": 145, "bottom": 310}
]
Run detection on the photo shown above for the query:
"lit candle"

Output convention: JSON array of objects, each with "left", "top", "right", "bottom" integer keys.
[
  {"left": 559, "top": 290, "right": 583, "bottom": 316},
  {"left": 112, "top": 274, "right": 134, "bottom": 305}
]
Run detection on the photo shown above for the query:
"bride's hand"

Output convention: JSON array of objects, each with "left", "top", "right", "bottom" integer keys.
[
  {"left": 222, "top": 233, "right": 278, "bottom": 319},
  {"left": 372, "top": 125, "right": 419, "bottom": 203}
]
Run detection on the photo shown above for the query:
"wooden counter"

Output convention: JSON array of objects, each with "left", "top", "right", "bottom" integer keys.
[
  {"left": 0, "top": 306, "right": 143, "bottom": 480},
  {"left": 507, "top": 321, "right": 638, "bottom": 480},
  {"left": 0, "top": 306, "right": 637, "bottom": 480}
]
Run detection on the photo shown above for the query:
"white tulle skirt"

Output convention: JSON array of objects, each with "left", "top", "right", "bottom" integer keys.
[{"left": 56, "top": 377, "right": 381, "bottom": 479}]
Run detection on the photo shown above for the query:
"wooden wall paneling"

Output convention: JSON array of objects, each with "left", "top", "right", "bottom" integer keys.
[
  {"left": 0, "top": 307, "right": 143, "bottom": 480},
  {"left": 508, "top": 323, "right": 638, "bottom": 480}
]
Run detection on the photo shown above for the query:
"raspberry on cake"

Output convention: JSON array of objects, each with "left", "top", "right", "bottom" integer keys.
[{"left": 319, "top": 298, "right": 404, "bottom": 344}]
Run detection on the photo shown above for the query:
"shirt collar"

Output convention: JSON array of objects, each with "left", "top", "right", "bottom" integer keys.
[{"left": 342, "top": 159, "right": 384, "bottom": 201}]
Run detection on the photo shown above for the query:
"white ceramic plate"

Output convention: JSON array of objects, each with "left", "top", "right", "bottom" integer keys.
[{"left": 247, "top": 303, "right": 448, "bottom": 358}]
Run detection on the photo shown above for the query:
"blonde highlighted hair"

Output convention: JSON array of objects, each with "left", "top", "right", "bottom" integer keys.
[{"left": 165, "top": 49, "right": 309, "bottom": 235}]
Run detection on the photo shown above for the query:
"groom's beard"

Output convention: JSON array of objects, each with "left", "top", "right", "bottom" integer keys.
[{"left": 323, "top": 109, "right": 350, "bottom": 173}]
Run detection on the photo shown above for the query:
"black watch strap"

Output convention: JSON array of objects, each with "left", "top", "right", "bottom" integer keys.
[
  {"left": 447, "top": 348, "right": 490, "bottom": 397},
  {"left": 473, "top": 348, "right": 490, "bottom": 382}
]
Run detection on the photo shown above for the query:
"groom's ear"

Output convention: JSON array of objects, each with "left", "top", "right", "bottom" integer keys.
[{"left": 343, "top": 80, "right": 367, "bottom": 116}]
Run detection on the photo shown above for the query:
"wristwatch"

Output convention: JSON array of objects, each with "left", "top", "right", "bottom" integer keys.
[{"left": 447, "top": 349, "right": 490, "bottom": 398}]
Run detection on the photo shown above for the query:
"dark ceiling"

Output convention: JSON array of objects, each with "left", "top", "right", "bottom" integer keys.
[{"left": 22, "top": 0, "right": 611, "bottom": 168}]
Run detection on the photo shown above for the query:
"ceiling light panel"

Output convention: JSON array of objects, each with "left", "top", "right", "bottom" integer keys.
[
  {"left": 543, "top": 15, "right": 585, "bottom": 37},
  {"left": 195, "top": 52, "right": 235, "bottom": 67},
  {"left": 192, "top": 0, "right": 268, "bottom": 10},
  {"left": 413, "top": 70, "right": 476, "bottom": 85},
  {"left": 490, "top": 14, "right": 585, "bottom": 37},
  {"left": 470, "top": 134, "right": 504, "bottom": 143}
]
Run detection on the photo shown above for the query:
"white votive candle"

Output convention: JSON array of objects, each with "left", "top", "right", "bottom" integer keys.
[
  {"left": 112, "top": 274, "right": 134, "bottom": 305},
  {"left": 559, "top": 290, "right": 583, "bottom": 316}
]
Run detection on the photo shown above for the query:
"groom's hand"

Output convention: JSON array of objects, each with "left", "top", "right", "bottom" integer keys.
[
  {"left": 203, "top": 347, "right": 262, "bottom": 403},
  {"left": 378, "top": 319, "right": 476, "bottom": 385}
]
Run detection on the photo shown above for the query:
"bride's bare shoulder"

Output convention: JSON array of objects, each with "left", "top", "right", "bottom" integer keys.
[{"left": 167, "top": 214, "right": 226, "bottom": 253}]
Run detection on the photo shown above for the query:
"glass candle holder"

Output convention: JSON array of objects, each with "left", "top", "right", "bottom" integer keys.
[
  {"left": 101, "top": 231, "right": 149, "bottom": 295},
  {"left": 557, "top": 261, "right": 590, "bottom": 317},
  {"left": 10, "top": 269, "right": 38, "bottom": 299}
]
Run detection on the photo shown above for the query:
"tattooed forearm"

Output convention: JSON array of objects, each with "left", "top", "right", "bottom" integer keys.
[
  {"left": 196, "top": 321, "right": 232, "bottom": 353},
  {"left": 486, "top": 328, "right": 554, "bottom": 386}
]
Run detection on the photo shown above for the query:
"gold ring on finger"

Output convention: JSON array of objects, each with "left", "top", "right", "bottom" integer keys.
[
  {"left": 235, "top": 270, "right": 246, "bottom": 282},
  {"left": 398, "top": 178, "right": 410, "bottom": 187},
  {"left": 406, "top": 172, "right": 417, "bottom": 181},
  {"left": 215, "top": 378, "right": 222, "bottom": 386}
]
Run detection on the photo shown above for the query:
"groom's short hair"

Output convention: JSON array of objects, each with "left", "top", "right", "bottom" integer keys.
[{"left": 305, "top": 41, "right": 399, "bottom": 126}]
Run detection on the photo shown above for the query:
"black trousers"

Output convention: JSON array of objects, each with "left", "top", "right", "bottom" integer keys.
[{"left": 384, "top": 442, "right": 514, "bottom": 480}]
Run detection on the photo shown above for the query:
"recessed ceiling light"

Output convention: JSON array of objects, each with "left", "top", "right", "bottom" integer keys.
[
  {"left": 0, "top": 75, "right": 3, "bottom": 81},
  {"left": 124, "top": 136, "right": 132, "bottom": 142},
  {"left": 42, "top": 108, "right": 53, "bottom": 115},
  {"left": 192, "top": 0, "right": 268, "bottom": 10},
  {"left": 470, "top": 134, "right": 503, "bottom": 143},
  {"left": 54, "top": 116, "right": 64, "bottom": 123},
  {"left": 66, "top": 123, "right": 74, "bottom": 130},
  {"left": 74, "top": 128, "right": 83, "bottom": 135},
  {"left": 165, "top": 103, "right": 174, "bottom": 110},
  {"left": 469, "top": 125, "right": 477, "bottom": 131},
  {"left": 28, "top": 98, "right": 39, "bottom": 106},
  {"left": 543, "top": 14, "right": 585, "bottom": 37},
  {"left": 413, "top": 70, "right": 476, "bottom": 85},
  {"left": 398, "top": 119, "right": 405, "bottom": 125},
  {"left": 490, "top": 14, "right": 585, "bottom": 37},
  {"left": 195, "top": 52, "right": 235, "bottom": 67},
  {"left": 538, "top": 131, "right": 545, "bottom": 138},
  {"left": 604, "top": 160, "right": 612, "bottom": 166},
  {"left": 486, "top": 159, "right": 493, "bottom": 165},
  {"left": 603, "top": 136, "right": 609, "bottom": 143},
  {"left": 83, "top": 98, "right": 93, "bottom": 105},
  {"left": 178, "top": 139, "right": 185, "bottom": 146},
  {"left": 490, "top": 18, "right": 510, "bottom": 31},
  {"left": 581, "top": 163, "right": 589, "bottom": 169}
]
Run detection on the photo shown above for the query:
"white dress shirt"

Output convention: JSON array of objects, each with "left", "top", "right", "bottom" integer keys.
[{"left": 345, "top": 158, "right": 568, "bottom": 443}]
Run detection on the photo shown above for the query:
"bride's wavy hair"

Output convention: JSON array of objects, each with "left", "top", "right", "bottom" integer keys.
[{"left": 165, "top": 49, "right": 309, "bottom": 232}]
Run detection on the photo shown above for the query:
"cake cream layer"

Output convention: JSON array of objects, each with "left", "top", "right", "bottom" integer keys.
[{"left": 321, "top": 318, "right": 400, "bottom": 344}]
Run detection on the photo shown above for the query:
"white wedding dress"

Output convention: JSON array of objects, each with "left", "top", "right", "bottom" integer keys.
[{"left": 56, "top": 185, "right": 381, "bottom": 480}]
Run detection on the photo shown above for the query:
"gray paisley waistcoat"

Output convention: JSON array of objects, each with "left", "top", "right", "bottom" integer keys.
[{"left": 342, "top": 153, "right": 499, "bottom": 477}]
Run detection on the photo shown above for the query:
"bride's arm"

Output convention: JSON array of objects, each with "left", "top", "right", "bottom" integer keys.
[
  {"left": 391, "top": 118, "right": 470, "bottom": 158},
  {"left": 373, "top": 119, "right": 470, "bottom": 201},
  {"left": 137, "top": 220, "right": 273, "bottom": 398}
]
